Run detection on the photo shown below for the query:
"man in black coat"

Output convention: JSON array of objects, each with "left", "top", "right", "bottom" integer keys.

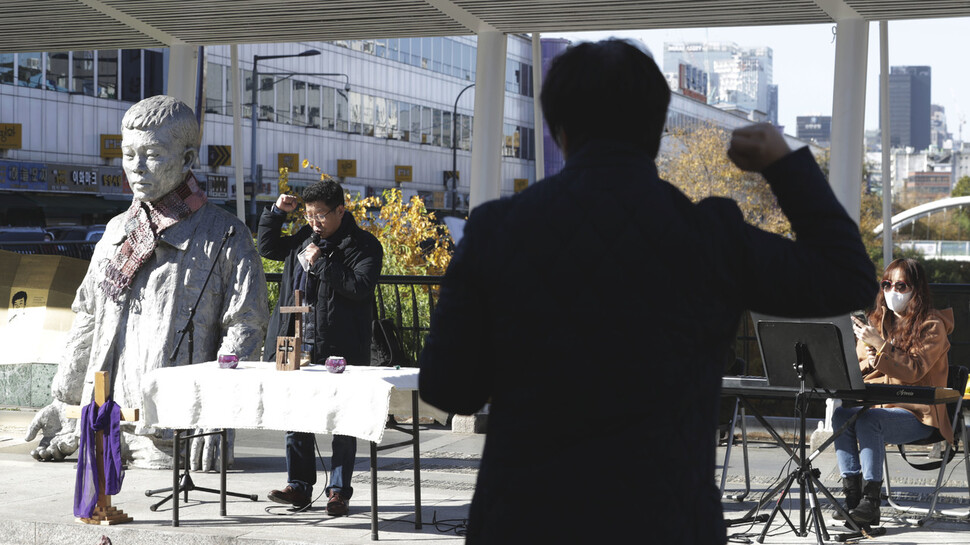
[
  {"left": 258, "top": 180, "right": 383, "bottom": 516},
  {"left": 418, "top": 40, "right": 877, "bottom": 543}
]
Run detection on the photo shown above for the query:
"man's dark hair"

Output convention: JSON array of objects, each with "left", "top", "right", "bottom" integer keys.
[
  {"left": 540, "top": 39, "right": 670, "bottom": 158},
  {"left": 12, "top": 291, "right": 27, "bottom": 305},
  {"left": 302, "top": 180, "right": 345, "bottom": 209}
]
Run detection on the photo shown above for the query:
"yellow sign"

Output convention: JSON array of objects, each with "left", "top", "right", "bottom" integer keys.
[
  {"left": 278, "top": 153, "right": 299, "bottom": 173},
  {"left": 0, "top": 123, "right": 22, "bottom": 150},
  {"left": 337, "top": 159, "right": 357, "bottom": 178},
  {"left": 514, "top": 178, "right": 529, "bottom": 193},
  {"left": 100, "top": 134, "right": 123, "bottom": 158},
  {"left": 394, "top": 165, "right": 412, "bottom": 183},
  {"left": 208, "top": 145, "right": 231, "bottom": 168}
]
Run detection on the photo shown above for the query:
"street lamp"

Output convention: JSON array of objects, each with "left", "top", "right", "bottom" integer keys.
[
  {"left": 451, "top": 83, "right": 474, "bottom": 213},
  {"left": 249, "top": 49, "right": 320, "bottom": 228}
]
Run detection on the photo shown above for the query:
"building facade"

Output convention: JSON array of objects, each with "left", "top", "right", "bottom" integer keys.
[
  {"left": 883, "top": 65, "right": 931, "bottom": 151},
  {"left": 0, "top": 36, "right": 539, "bottom": 227}
]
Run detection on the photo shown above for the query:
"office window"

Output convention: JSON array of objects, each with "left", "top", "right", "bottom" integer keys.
[
  {"left": 321, "top": 86, "right": 335, "bottom": 130},
  {"left": 308, "top": 83, "right": 321, "bottom": 128},
  {"left": 0, "top": 53, "right": 13, "bottom": 84},
  {"left": 258, "top": 75, "right": 274, "bottom": 121},
  {"left": 422, "top": 37, "right": 432, "bottom": 69},
  {"left": 373, "top": 96, "right": 386, "bottom": 138},
  {"left": 97, "top": 50, "right": 117, "bottom": 98},
  {"left": 449, "top": 40, "right": 465, "bottom": 78},
  {"left": 348, "top": 91, "right": 362, "bottom": 134},
  {"left": 335, "top": 87, "right": 348, "bottom": 132},
  {"left": 292, "top": 80, "right": 306, "bottom": 126},
  {"left": 242, "top": 69, "right": 253, "bottom": 119},
  {"left": 121, "top": 49, "right": 141, "bottom": 101},
  {"left": 46, "top": 52, "right": 70, "bottom": 92},
  {"left": 376, "top": 39, "right": 386, "bottom": 58},
  {"left": 410, "top": 104, "right": 422, "bottom": 143},
  {"left": 464, "top": 44, "right": 474, "bottom": 81},
  {"left": 442, "top": 39, "right": 452, "bottom": 77},
  {"left": 275, "top": 79, "right": 291, "bottom": 124},
  {"left": 462, "top": 114, "right": 473, "bottom": 151},
  {"left": 432, "top": 108, "right": 442, "bottom": 146},
  {"left": 411, "top": 38, "right": 422, "bottom": 67},
  {"left": 362, "top": 94, "right": 374, "bottom": 136},
  {"left": 224, "top": 64, "right": 234, "bottom": 117},
  {"left": 387, "top": 99, "right": 399, "bottom": 139},
  {"left": 72, "top": 51, "right": 94, "bottom": 95},
  {"left": 18, "top": 52, "right": 42, "bottom": 88},
  {"left": 399, "top": 39, "right": 410, "bottom": 66},
  {"left": 421, "top": 106, "right": 432, "bottom": 144},
  {"left": 432, "top": 37, "right": 442, "bottom": 73},
  {"left": 399, "top": 102, "right": 410, "bottom": 140},
  {"left": 387, "top": 39, "right": 399, "bottom": 62},
  {"left": 144, "top": 50, "right": 163, "bottom": 98},
  {"left": 205, "top": 62, "right": 223, "bottom": 114},
  {"left": 442, "top": 111, "right": 451, "bottom": 148}
]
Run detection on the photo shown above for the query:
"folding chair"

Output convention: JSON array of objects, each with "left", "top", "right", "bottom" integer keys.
[{"left": 883, "top": 365, "right": 970, "bottom": 524}]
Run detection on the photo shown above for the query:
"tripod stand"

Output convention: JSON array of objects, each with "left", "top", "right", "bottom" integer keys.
[{"left": 143, "top": 225, "right": 257, "bottom": 524}]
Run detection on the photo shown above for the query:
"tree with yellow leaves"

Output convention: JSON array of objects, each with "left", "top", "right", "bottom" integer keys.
[{"left": 657, "top": 123, "right": 791, "bottom": 236}]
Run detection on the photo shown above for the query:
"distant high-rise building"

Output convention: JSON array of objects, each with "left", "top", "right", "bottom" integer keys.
[
  {"left": 882, "top": 65, "right": 931, "bottom": 151},
  {"left": 663, "top": 42, "right": 773, "bottom": 118},
  {"left": 767, "top": 84, "right": 779, "bottom": 127},
  {"left": 930, "top": 104, "right": 951, "bottom": 149},
  {"left": 796, "top": 115, "right": 831, "bottom": 147}
]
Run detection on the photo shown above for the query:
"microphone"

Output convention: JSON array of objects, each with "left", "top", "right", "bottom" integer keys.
[{"left": 311, "top": 233, "right": 321, "bottom": 245}]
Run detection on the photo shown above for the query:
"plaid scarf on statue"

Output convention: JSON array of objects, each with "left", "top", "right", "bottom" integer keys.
[{"left": 100, "top": 171, "right": 207, "bottom": 304}]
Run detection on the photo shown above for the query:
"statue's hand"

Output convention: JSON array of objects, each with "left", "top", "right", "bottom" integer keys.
[
  {"left": 189, "top": 428, "right": 235, "bottom": 471},
  {"left": 25, "top": 400, "right": 79, "bottom": 461}
]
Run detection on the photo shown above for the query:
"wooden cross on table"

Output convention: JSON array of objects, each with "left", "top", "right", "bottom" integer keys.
[
  {"left": 276, "top": 289, "right": 311, "bottom": 371},
  {"left": 65, "top": 370, "right": 139, "bottom": 525}
]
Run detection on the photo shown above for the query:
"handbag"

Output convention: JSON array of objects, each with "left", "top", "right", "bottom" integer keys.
[{"left": 371, "top": 301, "right": 414, "bottom": 367}]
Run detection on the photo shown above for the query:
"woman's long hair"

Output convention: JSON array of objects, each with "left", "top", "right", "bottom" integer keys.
[{"left": 867, "top": 258, "right": 932, "bottom": 350}]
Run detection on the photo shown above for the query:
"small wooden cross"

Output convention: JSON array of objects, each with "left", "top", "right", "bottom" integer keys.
[
  {"left": 65, "top": 370, "right": 139, "bottom": 525},
  {"left": 276, "top": 289, "right": 311, "bottom": 371}
]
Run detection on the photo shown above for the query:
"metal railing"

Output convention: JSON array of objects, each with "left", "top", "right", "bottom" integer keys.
[
  {"left": 0, "top": 240, "right": 97, "bottom": 259},
  {"left": 266, "top": 272, "right": 441, "bottom": 365}
]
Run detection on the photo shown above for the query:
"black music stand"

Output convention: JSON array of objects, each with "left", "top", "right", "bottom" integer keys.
[{"left": 749, "top": 318, "right": 884, "bottom": 543}]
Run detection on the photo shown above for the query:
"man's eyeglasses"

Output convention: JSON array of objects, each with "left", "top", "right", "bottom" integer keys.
[
  {"left": 305, "top": 207, "right": 338, "bottom": 223},
  {"left": 881, "top": 280, "right": 911, "bottom": 293}
]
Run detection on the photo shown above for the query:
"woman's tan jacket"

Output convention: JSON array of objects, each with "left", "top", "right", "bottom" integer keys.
[{"left": 856, "top": 307, "right": 955, "bottom": 443}]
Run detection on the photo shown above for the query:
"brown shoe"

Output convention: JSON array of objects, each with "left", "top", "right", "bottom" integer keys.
[
  {"left": 268, "top": 485, "right": 310, "bottom": 508},
  {"left": 326, "top": 490, "right": 349, "bottom": 516}
]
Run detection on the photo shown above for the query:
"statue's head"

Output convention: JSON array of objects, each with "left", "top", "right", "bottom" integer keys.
[{"left": 121, "top": 95, "right": 200, "bottom": 202}]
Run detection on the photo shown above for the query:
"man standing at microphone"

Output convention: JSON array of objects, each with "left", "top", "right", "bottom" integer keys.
[{"left": 258, "top": 180, "right": 383, "bottom": 515}]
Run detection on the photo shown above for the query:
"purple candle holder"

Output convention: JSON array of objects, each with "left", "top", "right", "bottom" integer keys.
[
  {"left": 218, "top": 354, "right": 239, "bottom": 369},
  {"left": 325, "top": 356, "right": 346, "bottom": 374}
]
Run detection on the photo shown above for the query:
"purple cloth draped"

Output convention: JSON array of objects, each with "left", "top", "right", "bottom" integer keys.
[{"left": 74, "top": 399, "right": 124, "bottom": 518}]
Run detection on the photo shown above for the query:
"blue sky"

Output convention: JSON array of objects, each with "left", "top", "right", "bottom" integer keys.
[{"left": 548, "top": 17, "right": 969, "bottom": 140}]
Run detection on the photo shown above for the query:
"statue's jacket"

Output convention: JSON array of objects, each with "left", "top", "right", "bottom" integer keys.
[{"left": 51, "top": 201, "right": 268, "bottom": 434}]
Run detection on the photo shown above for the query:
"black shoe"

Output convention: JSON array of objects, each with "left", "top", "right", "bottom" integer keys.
[
  {"left": 848, "top": 480, "right": 883, "bottom": 526},
  {"left": 268, "top": 485, "right": 310, "bottom": 508}
]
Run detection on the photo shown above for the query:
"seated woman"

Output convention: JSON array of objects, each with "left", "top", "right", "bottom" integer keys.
[{"left": 833, "top": 258, "right": 954, "bottom": 526}]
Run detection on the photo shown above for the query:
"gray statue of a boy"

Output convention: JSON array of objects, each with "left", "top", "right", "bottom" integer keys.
[{"left": 25, "top": 95, "right": 268, "bottom": 469}]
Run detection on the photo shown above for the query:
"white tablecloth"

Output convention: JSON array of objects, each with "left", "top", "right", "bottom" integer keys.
[{"left": 142, "top": 361, "right": 443, "bottom": 443}]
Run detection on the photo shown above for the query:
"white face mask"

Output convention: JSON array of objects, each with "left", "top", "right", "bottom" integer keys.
[{"left": 885, "top": 290, "right": 913, "bottom": 314}]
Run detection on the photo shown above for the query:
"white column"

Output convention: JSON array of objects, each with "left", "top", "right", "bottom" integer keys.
[
  {"left": 166, "top": 44, "right": 198, "bottom": 110},
  {"left": 532, "top": 33, "right": 545, "bottom": 182},
  {"left": 231, "top": 45, "right": 246, "bottom": 223},
  {"left": 469, "top": 31, "right": 507, "bottom": 212},
  {"left": 879, "top": 21, "right": 893, "bottom": 262},
  {"left": 828, "top": 18, "right": 869, "bottom": 223}
]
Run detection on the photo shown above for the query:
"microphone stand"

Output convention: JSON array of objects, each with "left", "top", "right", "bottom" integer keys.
[
  {"left": 146, "top": 225, "right": 258, "bottom": 517},
  {"left": 170, "top": 226, "right": 234, "bottom": 366}
]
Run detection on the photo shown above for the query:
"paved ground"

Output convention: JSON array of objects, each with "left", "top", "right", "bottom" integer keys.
[{"left": 3, "top": 408, "right": 970, "bottom": 544}]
